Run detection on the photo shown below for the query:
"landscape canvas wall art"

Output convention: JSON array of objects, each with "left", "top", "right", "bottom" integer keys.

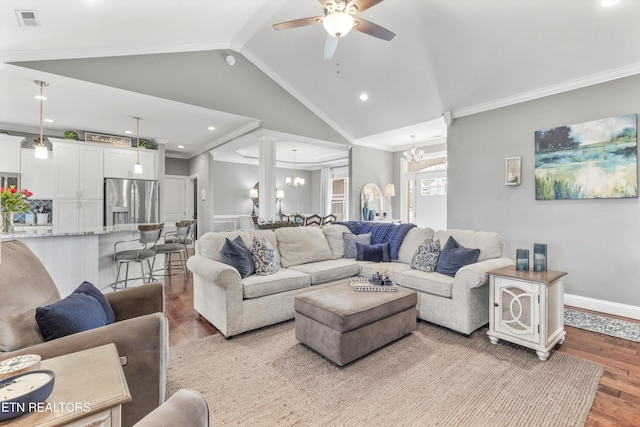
[{"left": 535, "top": 114, "right": 638, "bottom": 200}]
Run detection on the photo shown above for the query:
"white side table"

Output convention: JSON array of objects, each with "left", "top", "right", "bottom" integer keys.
[{"left": 487, "top": 266, "right": 567, "bottom": 361}]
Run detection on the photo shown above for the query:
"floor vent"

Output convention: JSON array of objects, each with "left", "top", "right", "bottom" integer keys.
[{"left": 15, "top": 10, "right": 40, "bottom": 27}]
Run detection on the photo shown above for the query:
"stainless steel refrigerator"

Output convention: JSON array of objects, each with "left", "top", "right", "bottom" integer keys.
[{"left": 104, "top": 178, "right": 159, "bottom": 226}]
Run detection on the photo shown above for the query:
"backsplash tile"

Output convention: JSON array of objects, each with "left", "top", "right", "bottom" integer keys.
[{"left": 14, "top": 199, "right": 52, "bottom": 224}]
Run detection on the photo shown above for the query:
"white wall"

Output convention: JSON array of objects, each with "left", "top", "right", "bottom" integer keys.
[{"left": 447, "top": 74, "right": 640, "bottom": 311}]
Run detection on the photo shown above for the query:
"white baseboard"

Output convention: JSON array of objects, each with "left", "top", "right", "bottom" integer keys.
[{"left": 564, "top": 293, "right": 640, "bottom": 320}]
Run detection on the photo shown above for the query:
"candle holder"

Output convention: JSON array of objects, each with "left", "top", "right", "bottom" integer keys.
[
  {"left": 533, "top": 243, "right": 547, "bottom": 272},
  {"left": 516, "top": 249, "right": 530, "bottom": 271}
]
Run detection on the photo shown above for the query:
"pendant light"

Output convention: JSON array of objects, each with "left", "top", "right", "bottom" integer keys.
[
  {"left": 34, "top": 80, "right": 49, "bottom": 159},
  {"left": 285, "top": 149, "right": 304, "bottom": 188},
  {"left": 133, "top": 116, "right": 143, "bottom": 174},
  {"left": 403, "top": 135, "right": 424, "bottom": 163}
]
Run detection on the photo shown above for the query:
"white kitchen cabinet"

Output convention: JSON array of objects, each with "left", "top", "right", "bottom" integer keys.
[
  {"left": 20, "top": 148, "right": 54, "bottom": 199},
  {"left": 53, "top": 199, "right": 103, "bottom": 232},
  {"left": 52, "top": 140, "right": 104, "bottom": 199},
  {"left": 0, "top": 135, "right": 25, "bottom": 173},
  {"left": 104, "top": 148, "right": 156, "bottom": 180},
  {"left": 487, "top": 266, "right": 567, "bottom": 361}
]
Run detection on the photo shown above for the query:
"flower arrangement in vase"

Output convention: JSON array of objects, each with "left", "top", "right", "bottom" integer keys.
[{"left": 1, "top": 186, "right": 33, "bottom": 233}]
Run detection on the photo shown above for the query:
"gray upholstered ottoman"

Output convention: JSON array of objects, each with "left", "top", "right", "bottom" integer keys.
[{"left": 294, "top": 283, "right": 417, "bottom": 366}]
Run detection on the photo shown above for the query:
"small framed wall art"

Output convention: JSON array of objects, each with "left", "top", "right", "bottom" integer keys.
[{"left": 505, "top": 156, "right": 522, "bottom": 185}]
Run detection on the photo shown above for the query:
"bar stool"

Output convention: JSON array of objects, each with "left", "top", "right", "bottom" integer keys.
[
  {"left": 153, "top": 220, "right": 191, "bottom": 282},
  {"left": 112, "top": 223, "right": 164, "bottom": 290}
]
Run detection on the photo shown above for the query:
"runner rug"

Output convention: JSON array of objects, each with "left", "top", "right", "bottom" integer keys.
[
  {"left": 564, "top": 308, "right": 640, "bottom": 342},
  {"left": 168, "top": 321, "right": 602, "bottom": 427}
]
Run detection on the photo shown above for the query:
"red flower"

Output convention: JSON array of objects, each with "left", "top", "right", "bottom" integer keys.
[{"left": 10, "top": 187, "right": 17, "bottom": 193}]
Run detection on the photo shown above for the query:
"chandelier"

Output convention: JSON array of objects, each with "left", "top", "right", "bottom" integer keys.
[
  {"left": 285, "top": 149, "right": 305, "bottom": 188},
  {"left": 403, "top": 135, "right": 424, "bottom": 163}
]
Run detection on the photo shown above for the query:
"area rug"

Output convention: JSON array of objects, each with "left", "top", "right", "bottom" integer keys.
[
  {"left": 564, "top": 308, "right": 640, "bottom": 342},
  {"left": 168, "top": 321, "right": 603, "bottom": 427}
]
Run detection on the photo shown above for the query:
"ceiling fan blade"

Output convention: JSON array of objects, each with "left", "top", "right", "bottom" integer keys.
[
  {"left": 273, "top": 16, "right": 323, "bottom": 30},
  {"left": 324, "top": 35, "right": 339, "bottom": 59},
  {"left": 347, "top": 0, "right": 385, "bottom": 15},
  {"left": 353, "top": 17, "right": 395, "bottom": 41}
]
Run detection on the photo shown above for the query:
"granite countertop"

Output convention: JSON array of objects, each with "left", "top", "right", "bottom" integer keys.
[{"left": 1, "top": 224, "right": 153, "bottom": 239}]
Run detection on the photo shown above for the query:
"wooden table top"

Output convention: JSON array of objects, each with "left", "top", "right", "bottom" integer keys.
[{"left": 5, "top": 343, "right": 131, "bottom": 427}]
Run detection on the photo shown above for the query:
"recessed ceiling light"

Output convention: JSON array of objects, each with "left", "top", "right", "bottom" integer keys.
[
  {"left": 178, "top": 145, "right": 185, "bottom": 149},
  {"left": 44, "top": 118, "right": 54, "bottom": 123},
  {"left": 601, "top": 0, "right": 620, "bottom": 6},
  {"left": 124, "top": 130, "right": 133, "bottom": 134},
  {"left": 208, "top": 126, "right": 216, "bottom": 131},
  {"left": 359, "top": 93, "right": 368, "bottom": 101},
  {"left": 34, "top": 95, "right": 47, "bottom": 100}
]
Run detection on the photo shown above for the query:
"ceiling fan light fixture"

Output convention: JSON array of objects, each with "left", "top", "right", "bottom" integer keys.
[{"left": 323, "top": 12, "right": 354, "bottom": 38}]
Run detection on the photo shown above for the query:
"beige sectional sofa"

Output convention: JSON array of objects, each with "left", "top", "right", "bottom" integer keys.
[{"left": 186, "top": 224, "right": 513, "bottom": 337}]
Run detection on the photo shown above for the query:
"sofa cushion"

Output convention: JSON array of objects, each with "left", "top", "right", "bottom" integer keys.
[
  {"left": 360, "top": 261, "right": 413, "bottom": 284},
  {"left": 289, "top": 259, "right": 361, "bottom": 285},
  {"left": 410, "top": 238, "right": 441, "bottom": 272},
  {"left": 399, "top": 270, "right": 455, "bottom": 298},
  {"left": 356, "top": 242, "right": 390, "bottom": 262},
  {"left": 435, "top": 236, "right": 480, "bottom": 277},
  {"left": 275, "top": 226, "right": 333, "bottom": 268},
  {"left": 251, "top": 237, "right": 279, "bottom": 276},
  {"left": 242, "top": 269, "right": 311, "bottom": 299},
  {"left": 220, "top": 236, "right": 255, "bottom": 278},
  {"left": 199, "top": 231, "right": 251, "bottom": 262},
  {"left": 434, "top": 229, "right": 503, "bottom": 262},
  {"left": 343, "top": 233, "right": 371, "bottom": 259},
  {"left": 397, "top": 227, "right": 436, "bottom": 264},
  {"left": 35, "top": 283, "right": 114, "bottom": 341},
  {"left": 322, "top": 224, "right": 351, "bottom": 259}
]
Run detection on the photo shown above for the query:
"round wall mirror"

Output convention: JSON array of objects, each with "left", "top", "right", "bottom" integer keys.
[{"left": 360, "top": 183, "right": 382, "bottom": 220}]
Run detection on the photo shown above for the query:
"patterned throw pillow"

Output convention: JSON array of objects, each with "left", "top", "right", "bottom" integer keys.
[
  {"left": 251, "top": 237, "right": 279, "bottom": 275},
  {"left": 343, "top": 233, "right": 372, "bottom": 259},
  {"left": 410, "top": 238, "right": 441, "bottom": 272}
]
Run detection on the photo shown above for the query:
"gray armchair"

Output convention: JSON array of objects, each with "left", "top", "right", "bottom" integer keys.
[
  {"left": 134, "top": 389, "right": 209, "bottom": 427},
  {"left": 0, "top": 240, "right": 167, "bottom": 427}
]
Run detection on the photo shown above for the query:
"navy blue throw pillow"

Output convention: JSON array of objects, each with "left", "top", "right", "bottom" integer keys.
[
  {"left": 220, "top": 236, "right": 255, "bottom": 278},
  {"left": 75, "top": 281, "right": 116, "bottom": 324},
  {"left": 36, "top": 286, "right": 111, "bottom": 342},
  {"left": 355, "top": 242, "right": 391, "bottom": 263},
  {"left": 435, "top": 236, "right": 480, "bottom": 277}
]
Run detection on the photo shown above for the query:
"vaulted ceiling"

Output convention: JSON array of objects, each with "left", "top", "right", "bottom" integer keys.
[{"left": 1, "top": 0, "right": 639, "bottom": 162}]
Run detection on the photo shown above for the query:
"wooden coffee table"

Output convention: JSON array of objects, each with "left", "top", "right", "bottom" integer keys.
[{"left": 5, "top": 343, "right": 131, "bottom": 427}]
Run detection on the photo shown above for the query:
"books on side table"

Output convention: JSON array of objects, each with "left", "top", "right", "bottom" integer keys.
[{"left": 350, "top": 277, "right": 398, "bottom": 292}]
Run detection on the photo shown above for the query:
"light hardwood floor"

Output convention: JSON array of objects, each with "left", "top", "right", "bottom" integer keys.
[{"left": 164, "top": 271, "right": 640, "bottom": 426}]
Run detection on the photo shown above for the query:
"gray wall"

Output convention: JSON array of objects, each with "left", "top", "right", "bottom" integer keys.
[
  {"left": 165, "top": 157, "right": 190, "bottom": 176},
  {"left": 447, "top": 74, "right": 640, "bottom": 307},
  {"left": 212, "top": 161, "right": 315, "bottom": 216},
  {"left": 350, "top": 145, "right": 395, "bottom": 220}
]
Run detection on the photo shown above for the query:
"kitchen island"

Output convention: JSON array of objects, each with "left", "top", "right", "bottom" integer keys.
[{"left": 1, "top": 224, "right": 167, "bottom": 297}]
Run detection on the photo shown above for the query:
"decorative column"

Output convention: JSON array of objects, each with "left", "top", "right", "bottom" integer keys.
[{"left": 258, "top": 133, "right": 277, "bottom": 220}]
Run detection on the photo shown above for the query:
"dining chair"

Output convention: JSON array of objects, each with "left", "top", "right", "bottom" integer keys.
[
  {"left": 305, "top": 214, "right": 322, "bottom": 226},
  {"left": 321, "top": 214, "right": 337, "bottom": 225}
]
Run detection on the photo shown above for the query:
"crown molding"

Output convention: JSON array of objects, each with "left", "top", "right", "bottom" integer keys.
[{"left": 454, "top": 62, "right": 640, "bottom": 119}]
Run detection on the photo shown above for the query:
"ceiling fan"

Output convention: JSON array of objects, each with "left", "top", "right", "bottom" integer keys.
[{"left": 273, "top": 0, "right": 395, "bottom": 59}]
